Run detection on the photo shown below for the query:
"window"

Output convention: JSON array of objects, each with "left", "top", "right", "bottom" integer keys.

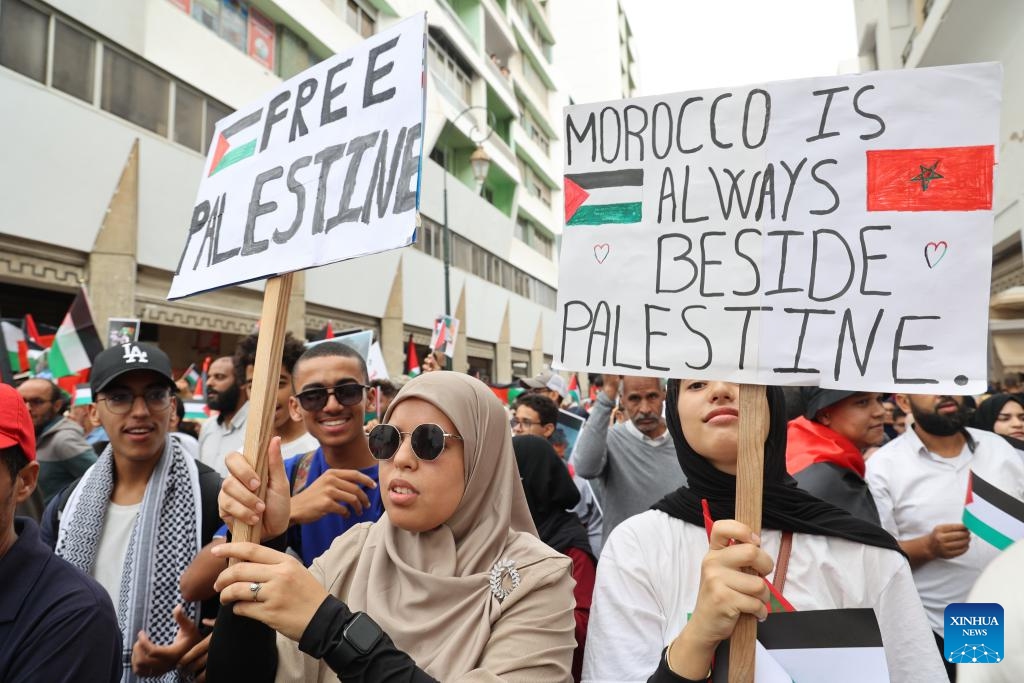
[
  {"left": 514, "top": 217, "right": 528, "bottom": 242},
  {"left": 279, "top": 27, "right": 312, "bottom": 79},
  {"left": 428, "top": 37, "right": 472, "bottom": 104},
  {"left": 191, "top": 0, "right": 220, "bottom": 30},
  {"left": 175, "top": 85, "right": 204, "bottom": 152},
  {"left": 0, "top": 0, "right": 48, "bottom": 83},
  {"left": 346, "top": 0, "right": 375, "bottom": 38},
  {"left": 521, "top": 55, "right": 546, "bottom": 96},
  {"left": 101, "top": 49, "right": 169, "bottom": 135},
  {"left": 532, "top": 229, "right": 553, "bottom": 259},
  {"left": 205, "top": 99, "right": 232, "bottom": 149},
  {"left": 219, "top": 0, "right": 248, "bottom": 51},
  {"left": 53, "top": 20, "right": 95, "bottom": 103}
]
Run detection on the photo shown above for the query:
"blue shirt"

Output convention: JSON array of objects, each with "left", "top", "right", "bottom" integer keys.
[
  {"left": 284, "top": 449, "right": 383, "bottom": 566},
  {"left": 1, "top": 517, "right": 121, "bottom": 682}
]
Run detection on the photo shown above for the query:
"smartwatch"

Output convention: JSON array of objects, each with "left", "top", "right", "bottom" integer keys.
[{"left": 336, "top": 611, "right": 384, "bottom": 661}]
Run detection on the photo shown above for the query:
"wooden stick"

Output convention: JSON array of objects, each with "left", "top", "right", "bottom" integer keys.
[
  {"left": 728, "top": 383, "right": 770, "bottom": 683},
  {"left": 231, "top": 273, "right": 293, "bottom": 548}
]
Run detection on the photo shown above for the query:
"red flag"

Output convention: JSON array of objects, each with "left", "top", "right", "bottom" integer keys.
[
  {"left": 322, "top": 322, "right": 334, "bottom": 340},
  {"left": 194, "top": 356, "right": 211, "bottom": 400},
  {"left": 866, "top": 145, "right": 994, "bottom": 212},
  {"left": 24, "top": 314, "right": 55, "bottom": 348},
  {"left": 406, "top": 335, "right": 420, "bottom": 377}
]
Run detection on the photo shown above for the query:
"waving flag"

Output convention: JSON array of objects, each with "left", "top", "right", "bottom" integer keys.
[
  {"left": 963, "top": 471, "right": 1024, "bottom": 550},
  {"left": 48, "top": 290, "right": 103, "bottom": 378},
  {"left": 406, "top": 335, "right": 420, "bottom": 377}
]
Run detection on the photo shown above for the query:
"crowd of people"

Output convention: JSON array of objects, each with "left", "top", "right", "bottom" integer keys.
[{"left": 2, "top": 333, "right": 1022, "bottom": 682}]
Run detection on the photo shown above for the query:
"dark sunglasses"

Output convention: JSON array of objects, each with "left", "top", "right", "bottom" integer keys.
[
  {"left": 367, "top": 423, "right": 463, "bottom": 461},
  {"left": 294, "top": 383, "right": 368, "bottom": 412}
]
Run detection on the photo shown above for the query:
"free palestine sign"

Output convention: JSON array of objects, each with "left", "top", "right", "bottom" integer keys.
[
  {"left": 555, "top": 63, "right": 1001, "bottom": 394},
  {"left": 169, "top": 14, "right": 427, "bottom": 300}
]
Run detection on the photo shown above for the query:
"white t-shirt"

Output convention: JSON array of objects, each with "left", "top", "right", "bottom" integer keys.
[
  {"left": 582, "top": 510, "right": 946, "bottom": 683},
  {"left": 959, "top": 540, "right": 1024, "bottom": 682},
  {"left": 281, "top": 432, "right": 319, "bottom": 459},
  {"left": 198, "top": 402, "right": 250, "bottom": 476},
  {"left": 93, "top": 501, "right": 141, "bottom": 605},
  {"left": 866, "top": 426, "right": 1024, "bottom": 633}
]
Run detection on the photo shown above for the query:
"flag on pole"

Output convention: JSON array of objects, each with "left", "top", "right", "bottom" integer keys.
[
  {"left": 180, "top": 363, "right": 201, "bottom": 392},
  {"left": 963, "top": 471, "right": 1024, "bottom": 550},
  {"left": 322, "top": 322, "right": 335, "bottom": 340},
  {"left": 2, "top": 320, "right": 25, "bottom": 373},
  {"left": 194, "top": 356, "right": 211, "bottom": 400},
  {"left": 567, "top": 374, "right": 581, "bottom": 405},
  {"left": 48, "top": 290, "right": 104, "bottom": 378},
  {"left": 406, "top": 335, "right": 420, "bottom": 377}
]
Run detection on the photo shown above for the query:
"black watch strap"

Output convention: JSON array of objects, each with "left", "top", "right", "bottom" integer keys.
[{"left": 334, "top": 611, "right": 384, "bottom": 663}]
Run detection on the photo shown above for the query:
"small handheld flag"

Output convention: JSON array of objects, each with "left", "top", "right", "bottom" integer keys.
[{"left": 963, "top": 470, "right": 1024, "bottom": 550}]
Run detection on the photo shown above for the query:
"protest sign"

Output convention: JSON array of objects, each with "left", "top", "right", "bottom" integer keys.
[
  {"left": 556, "top": 63, "right": 1001, "bottom": 395},
  {"left": 107, "top": 318, "right": 141, "bottom": 347},
  {"left": 430, "top": 314, "right": 460, "bottom": 358},
  {"left": 169, "top": 13, "right": 427, "bottom": 299},
  {"left": 367, "top": 341, "right": 389, "bottom": 380},
  {"left": 306, "top": 328, "right": 373, "bottom": 362}
]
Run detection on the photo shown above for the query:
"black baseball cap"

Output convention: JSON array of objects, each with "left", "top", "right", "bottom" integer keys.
[
  {"left": 800, "top": 387, "right": 858, "bottom": 421},
  {"left": 90, "top": 342, "right": 176, "bottom": 398}
]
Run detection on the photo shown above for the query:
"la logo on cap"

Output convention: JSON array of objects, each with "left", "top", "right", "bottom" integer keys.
[{"left": 121, "top": 343, "right": 149, "bottom": 364}]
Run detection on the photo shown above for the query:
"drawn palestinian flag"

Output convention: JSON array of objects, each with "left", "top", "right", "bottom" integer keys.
[
  {"left": 564, "top": 169, "right": 643, "bottom": 226},
  {"left": 963, "top": 471, "right": 1024, "bottom": 550},
  {"left": 48, "top": 290, "right": 103, "bottom": 378},
  {"left": 866, "top": 145, "right": 994, "bottom": 212},
  {"left": 712, "top": 609, "right": 889, "bottom": 683}
]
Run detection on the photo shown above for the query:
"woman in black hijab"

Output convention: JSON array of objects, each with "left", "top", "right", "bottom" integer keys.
[
  {"left": 513, "top": 435, "right": 595, "bottom": 683},
  {"left": 972, "top": 392, "right": 1024, "bottom": 443},
  {"left": 582, "top": 380, "right": 946, "bottom": 683}
]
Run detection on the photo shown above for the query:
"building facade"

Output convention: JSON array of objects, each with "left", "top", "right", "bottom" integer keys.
[
  {"left": 0, "top": 0, "right": 568, "bottom": 383},
  {"left": 853, "top": 0, "right": 1024, "bottom": 378}
]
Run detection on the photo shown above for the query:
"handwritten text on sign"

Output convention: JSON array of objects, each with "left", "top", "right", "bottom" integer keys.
[
  {"left": 556, "top": 63, "right": 1000, "bottom": 393},
  {"left": 169, "top": 14, "right": 427, "bottom": 299}
]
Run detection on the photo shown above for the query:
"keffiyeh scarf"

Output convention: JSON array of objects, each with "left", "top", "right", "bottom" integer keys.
[{"left": 55, "top": 436, "right": 203, "bottom": 682}]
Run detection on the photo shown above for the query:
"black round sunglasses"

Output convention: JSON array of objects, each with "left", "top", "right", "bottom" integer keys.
[{"left": 367, "top": 423, "right": 463, "bottom": 461}]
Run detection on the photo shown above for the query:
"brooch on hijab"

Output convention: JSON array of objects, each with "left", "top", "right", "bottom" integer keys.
[{"left": 489, "top": 559, "right": 521, "bottom": 603}]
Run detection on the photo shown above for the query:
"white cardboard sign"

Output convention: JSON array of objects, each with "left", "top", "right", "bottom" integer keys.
[
  {"left": 556, "top": 63, "right": 1001, "bottom": 394},
  {"left": 169, "top": 14, "right": 427, "bottom": 299}
]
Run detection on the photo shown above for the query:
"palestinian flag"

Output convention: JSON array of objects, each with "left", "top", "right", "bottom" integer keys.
[
  {"left": 567, "top": 374, "right": 581, "bottom": 405},
  {"left": 712, "top": 609, "right": 889, "bottom": 682},
  {"left": 194, "top": 356, "right": 211, "bottom": 401},
  {"left": 2, "top": 320, "right": 25, "bottom": 373},
  {"left": 866, "top": 145, "right": 994, "bottom": 212},
  {"left": 963, "top": 471, "right": 1024, "bottom": 550},
  {"left": 73, "top": 384, "right": 92, "bottom": 407},
  {"left": 564, "top": 169, "right": 643, "bottom": 226},
  {"left": 406, "top": 335, "right": 420, "bottom": 377},
  {"left": 184, "top": 399, "right": 210, "bottom": 421},
  {"left": 48, "top": 291, "right": 103, "bottom": 378},
  {"left": 180, "top": 363, "right": 201, "bottom": 392}
]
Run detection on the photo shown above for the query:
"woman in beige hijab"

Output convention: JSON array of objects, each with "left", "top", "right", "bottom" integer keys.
[{"left": 209, "top": 372, "right": 576, "bottom": 682}]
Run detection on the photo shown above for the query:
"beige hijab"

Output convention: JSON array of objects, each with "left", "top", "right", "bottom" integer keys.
[{"left": 277, "top": 371, "right": 574, "bottom": 682}]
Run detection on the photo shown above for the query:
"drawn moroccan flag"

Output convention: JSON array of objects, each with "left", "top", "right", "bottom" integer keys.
[
  {"left": 564, "top": 169, "right": 643, "bottom": 226},
  {"left": 866, "top": 145, "right": 994, "bottom": 211},
  {"left": 963, "top": 471, "right": 1024, "bottom": 550}
]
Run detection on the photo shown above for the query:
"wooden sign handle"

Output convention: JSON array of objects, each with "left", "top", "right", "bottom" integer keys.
[
  {"left": 728, "top": 383, "right": 769, "bottom": 683},
  {"left": 230, "top": 273, "right": 293, "bottom": 550}
]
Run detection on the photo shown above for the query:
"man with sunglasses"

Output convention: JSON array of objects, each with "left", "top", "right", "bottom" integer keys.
[
  {"left": 40, "top": 342, "right": 224, "bottom": 679},
  {"left": 216, "top": 342, "right": 383, "bottom": 568}
]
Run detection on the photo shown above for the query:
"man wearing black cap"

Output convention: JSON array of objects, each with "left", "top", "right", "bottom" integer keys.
[
  {"left": 786, "top": 388, "right": 887, "bottom": 524},
  {"left": 40, "top": 342, "right": 223, "bottom": 680},
  {"left": 1, "top": 383, "right": 122, "bottom": 681}
]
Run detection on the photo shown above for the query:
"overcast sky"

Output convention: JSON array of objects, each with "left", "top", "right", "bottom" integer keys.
[{"left": 619, "top": 0, "right": 859, "bottom": 96}]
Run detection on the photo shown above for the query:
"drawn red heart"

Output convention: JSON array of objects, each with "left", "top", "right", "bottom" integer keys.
[
  {"left": 925, "top": 241, "right": 948, "bottom": 269},
  {"left": 594, "top": 243, "right": 610, "bottom": 264}
]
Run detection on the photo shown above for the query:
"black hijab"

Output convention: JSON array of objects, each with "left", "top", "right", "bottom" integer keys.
[
  {"left": 512, "top": 435, "right": 594, "bottom": 559},
  {"left": 972, "top": 393, "right": 1024, "bottom": 433},
  {"left": 652, "top": 381, "right": 903, "bottom": 555}
]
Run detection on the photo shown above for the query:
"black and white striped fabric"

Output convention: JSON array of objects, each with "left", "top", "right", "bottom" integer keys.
[{"left": 55, "top": 436, "right": 203, "bottom": 682}]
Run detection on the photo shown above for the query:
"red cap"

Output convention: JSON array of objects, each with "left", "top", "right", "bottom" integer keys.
[{"left": 0, "top": 384, "right": 35, "bottom": 461}]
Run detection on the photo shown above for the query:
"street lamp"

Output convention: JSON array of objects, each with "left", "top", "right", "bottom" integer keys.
[{"left": 442, "top": 106, "right": 493, "bottom": 370}]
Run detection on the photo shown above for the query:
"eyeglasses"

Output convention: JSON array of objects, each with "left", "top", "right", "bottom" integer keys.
[
  {"left": 294, "top": 383, "right": 368, "bottom": 412},
  {"left": 98, "top": 387, "right": 172, "bottom": 414},
  {"left": 367, "top": 423, "right": 463, "bottom": 461},
  {"left": 509, "top": 418, "right": 539, "bottom": 430}
]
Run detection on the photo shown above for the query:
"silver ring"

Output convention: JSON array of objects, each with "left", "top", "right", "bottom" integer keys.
[{"left": 249, "top": 582, "right": 262, "bottom": 601}]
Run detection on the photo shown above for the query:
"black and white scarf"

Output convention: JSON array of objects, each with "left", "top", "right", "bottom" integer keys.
[{"left": 55, "top": 436, "right": 203, "bottom": 682}]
